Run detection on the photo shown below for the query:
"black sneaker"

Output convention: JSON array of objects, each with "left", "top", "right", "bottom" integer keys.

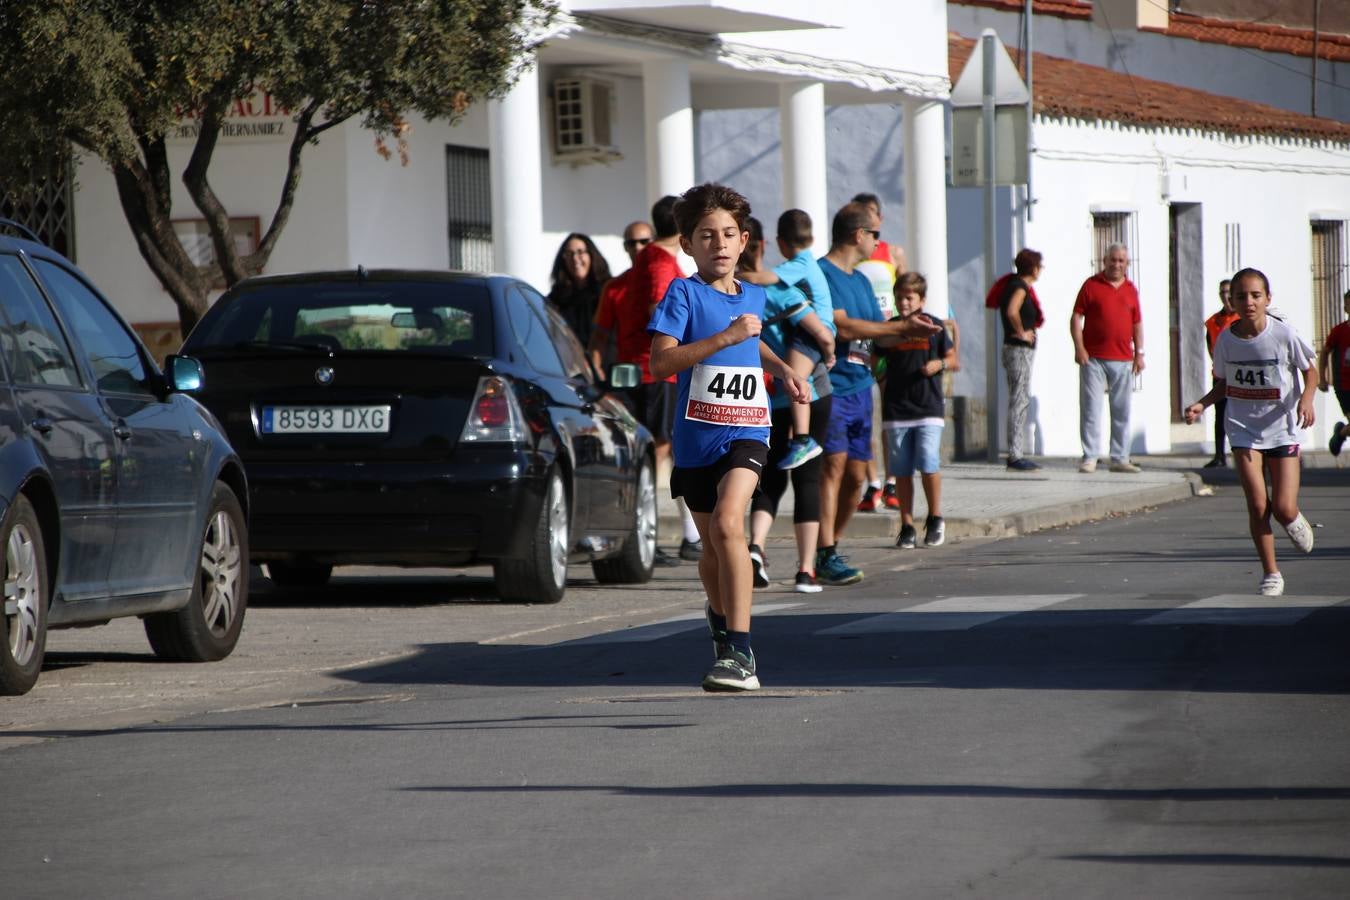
[
  {"left": 924, "top": 515, "right": 945, "bottom": 547},
  {"left": 679, "top": 539, "right": 703, "bottom": 561},
  {"left": 1202, "top": 456, "right": 1227, "bottom": 468},
  {"left": 705, "top": 606, "right": 729, "bottom": 659},
  {"left": 793, "top": 571, "right": 822, "bottom": 593},
  {"left": 748, "top": 544, "right": 770, "bottom": 589},
  {"left": 1006, "top": 457, "right": 1041, "bottom": 471},
  {"left": 653, "top": 549, "right": 681, "bottom": 567},
  {"left": 896, "top": 523, "right": 917, "bottom": 549},
  {"left": 1331, "top": 422, "right": 1347, "bottom": 457},
  {"left": 702, "top": 647, "right": 760, "bottom": 692}
]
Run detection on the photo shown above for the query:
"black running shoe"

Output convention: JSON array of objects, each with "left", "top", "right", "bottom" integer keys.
[
  {"left": 896, "top": 523, "right": 917, "bottom": 549},
  {"left": 702, "top": 648, "right": 760, "bottom": 692},
  {"left": 748, "top": 544, "right": 770, "bottom": 589},
  {"left": 680, "top": 539, "right": 703, "bottom": 561},
  {"left": 924, "top": 515, "right": 945, "bottom": 547}
]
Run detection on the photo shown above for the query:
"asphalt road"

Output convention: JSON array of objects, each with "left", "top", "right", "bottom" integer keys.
[{"left": 2, "top": 469, "right": 1348, "bottom": 898}]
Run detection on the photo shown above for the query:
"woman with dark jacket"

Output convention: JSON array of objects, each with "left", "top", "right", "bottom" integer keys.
[
  {"left": 547, "top": 233, "right": 612, "bottom": 348},
  {"left": 1000, "top": 248, "right": 1044, "bottom": 471}
]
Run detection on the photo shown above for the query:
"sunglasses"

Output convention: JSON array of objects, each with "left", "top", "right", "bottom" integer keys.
[
  {"left": 862, "top": 229, "right": 881, "bottom": 239},
  {"left": 623, "top": 237, "right": 652, "bottom": 249}
]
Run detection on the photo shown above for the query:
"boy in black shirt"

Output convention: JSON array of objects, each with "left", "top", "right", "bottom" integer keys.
[{"left": 876, "top": 273, "right": 956, "bottom": 548}]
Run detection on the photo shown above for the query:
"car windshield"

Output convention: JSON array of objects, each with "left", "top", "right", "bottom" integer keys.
[{"left": 185, "top": 279, "right": 493, "bottom": 356}]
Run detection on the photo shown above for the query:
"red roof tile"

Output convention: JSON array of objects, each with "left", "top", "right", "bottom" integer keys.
[
  {"left": 1153, "top": 13, "right": 1350, "bottom": 64},
  {"left": 949, "top": 33, "right": 1350, "bottom": 141},
  {"left": 950, "top": 1, "right": 1350, "bottom": 62}
]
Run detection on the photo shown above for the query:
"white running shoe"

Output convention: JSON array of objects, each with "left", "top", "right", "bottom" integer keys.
[
  {"left": 1258, "top": 572, "right": 1285, "bottom": 597},
  {"left": 1283, "top": 513, "right": 1314, "bottom": 554}
]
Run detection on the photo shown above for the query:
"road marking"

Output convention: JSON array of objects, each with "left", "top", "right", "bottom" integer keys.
[
  {"left": 552, "top": 603, "right": 805, "bottom": 646},
  {"left": 816, "top": 595, "right": 1081, "bottom": 634},
  {"left": 1135, "top": 595, "right": 1346, "bottom": 627}
]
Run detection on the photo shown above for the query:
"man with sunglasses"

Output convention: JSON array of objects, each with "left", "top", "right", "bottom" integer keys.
[{"left": 588, "top": 220, "right": 652, "bottom": 373}]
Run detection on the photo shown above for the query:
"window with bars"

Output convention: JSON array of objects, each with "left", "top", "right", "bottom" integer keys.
[
  {"left": 445, "top": 144, "right": 494, "bottom": 273},
  {"left": 1311, "top": 220, "right": 1348, "bottom": 350},
  {"left": 1, "top": 155, "right": 75, "bottom": 259},
  {"left": 1091, "top": 211, "right": 1138, "bottom": 282},
  {"left": 1224, "top": 222, "right": 1242, "bottom": 275}
]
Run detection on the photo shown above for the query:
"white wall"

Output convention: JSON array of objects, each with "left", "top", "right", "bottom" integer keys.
[
  {"left": 971, "top": 118, "right": 1350, "bottom": 458},
  {"left": 948, "top": 5, "right": 1350, "bottom": 123}
]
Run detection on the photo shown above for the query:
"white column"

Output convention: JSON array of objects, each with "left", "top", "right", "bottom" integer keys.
[
  {"left": 779, "top": 82, "right": 829, "bottom": 257},
  {"left": 488, "top": 62, "right": 547, "bottom": 290},
  {"left": 642, "top": 59, "right": 695, "bottom": 206},
  {"left": 903, "top": 98, "right": 950, "bottom": 318}
]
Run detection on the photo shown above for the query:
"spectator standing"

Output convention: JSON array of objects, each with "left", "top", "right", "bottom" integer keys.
[
  {"left": 739, "top": 217, "right": 835, "bottom": 593},
  {"left": 815, "top": 202, "right": 940, "bottom": 585},
  {"left": 588, "top": 220, "right": 653, "bottom": 373},
  {"left": 1203, "top": 279, "right": 1239, "bottom": 467},
  {"left": 1000, "top": 249, "right": 1045, "bottom": 471},
  {"left": 612, "top": 196, "right": 703, "bottom": 561},
  {"left": 877, "top": 272, "right": 956, "bottom": 549},
  {"left": 1316, "top": 288, "right": 1350, "bottom": 457},
  {"left": 1071, "top": 243, "right": 1144, "bottom": 473},
  {"left": 851, "top": 192, "right": 907, "bottom": 511},
  {"left": 546, "top": 233, "right": 611, "bottom": 348}
]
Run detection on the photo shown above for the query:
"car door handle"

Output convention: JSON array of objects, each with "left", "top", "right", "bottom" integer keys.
[
  {"left": 30, "top": 417, "right": 53, "bottom": 435},
  {"left": 113, "top": 424, "right": 132, "bottom": 440}
]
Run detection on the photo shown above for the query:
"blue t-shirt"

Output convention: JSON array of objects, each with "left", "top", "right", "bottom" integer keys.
[
  {"left": 819, "top": 257, "right": 882, "bottom": 398},
  {"left": 775, "top": 251, "right": 835, "bottom": 335},
  {"left": 647, "top": 276, "right": 771, "bottom": 467},
  {"left": 759, "top": 280, "right": 827, "bottom": 409}
]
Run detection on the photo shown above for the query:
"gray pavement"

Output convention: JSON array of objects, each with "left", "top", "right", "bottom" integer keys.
[{"left": 658, "top": 451, "right": 1347, "bottom": 545}]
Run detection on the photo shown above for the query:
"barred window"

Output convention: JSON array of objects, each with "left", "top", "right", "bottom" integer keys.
[
  {"left": 445, "top": 144, "right": 493, "bottom": 273},
  {"left": 1, "top": 154, "right": 75, "bottom": 260},
  {"left": 1091, "top": 211, "right": 1138, "bottom": 282},
  {"left": 1311, "top": 220, "right": 1348, "bottom": 350}
]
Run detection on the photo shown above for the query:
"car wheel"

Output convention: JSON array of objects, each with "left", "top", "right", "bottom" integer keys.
[
  {"left": 592, "top": 457, "right": 656, "bottom": 584},
  {"left": 265, "top": 561, "right": 333, "bottom": 589},
  {"left": 0, "top": 496, "right": 48, "bottom": 696},
  {"left": 144, "top": 483, "right": 248, "bottom": 662},
  {"left": 494, "top": 469, "right": 568, "bottom": 603}
]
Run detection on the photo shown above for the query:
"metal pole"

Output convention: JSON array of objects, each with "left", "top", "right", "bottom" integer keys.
[
  {"left": 1025, "top": 0, "right": 1034, "bottom": 223},
  {"left": 982, "top": 31, "right": 999, "bottom": 464}
]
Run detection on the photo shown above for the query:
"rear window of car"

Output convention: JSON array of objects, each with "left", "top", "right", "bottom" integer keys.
[{"left": 186, "top": 279, "right": 493, "bottom": 356}]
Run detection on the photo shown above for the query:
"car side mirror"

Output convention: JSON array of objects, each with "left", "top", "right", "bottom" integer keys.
[
  {"left": 165, "top": 355, "right": 204, "bottom": 392},
  {"left": 608, "top": 362, "right": 640, "bottom": 390}
]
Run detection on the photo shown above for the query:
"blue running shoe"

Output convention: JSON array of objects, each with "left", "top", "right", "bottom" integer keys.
[
  {"left": 778, "top": 436, "right": 823, "bottom": 470},
  {"left": 816, "top": 549, "right": 863, "bottom": 585},
  {"left": 702, "top": 648, "right": 759, "bottom": 692}
]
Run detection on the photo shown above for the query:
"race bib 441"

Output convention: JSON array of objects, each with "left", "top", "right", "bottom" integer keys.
[
  {"left": 686, "top": 364, "right": 770, "bottom": 426},
  {"left": 1225, "top": 359, "right": 1280, "bottom": 400}
]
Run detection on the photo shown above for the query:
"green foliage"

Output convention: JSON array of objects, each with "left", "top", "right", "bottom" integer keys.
[{"left": 0, "top": 1, "right": 554, "bottom": 170}]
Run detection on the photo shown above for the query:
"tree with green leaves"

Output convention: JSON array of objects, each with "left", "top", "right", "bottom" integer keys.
[{"left": 0, "top": 1, "right": 554, "bottom": 333}]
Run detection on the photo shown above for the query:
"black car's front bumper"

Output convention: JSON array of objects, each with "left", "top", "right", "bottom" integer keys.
[{"left": 244, "top": 448, "right": 552, "bottom": 567}]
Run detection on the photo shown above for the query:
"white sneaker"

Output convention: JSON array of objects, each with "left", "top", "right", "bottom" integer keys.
[
  {"left": 1078, "top": 458, "right": 1098, "bottom": 473},
  {"left": 1283, "top": 513, "right": 1314, "bottom": 554},
  {"left": 1258, "top": 572, "right": 1285, "bottom": 597}
]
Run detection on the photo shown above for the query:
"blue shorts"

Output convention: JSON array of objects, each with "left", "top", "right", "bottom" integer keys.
[
  {"left": 885, "top": 423, "right": 943, "bottom": 476},
  {"left": 823, "top": 390, "right": 873, "bottom": 461}
]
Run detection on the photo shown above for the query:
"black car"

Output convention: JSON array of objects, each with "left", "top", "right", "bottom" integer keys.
[
  {"left": 0, "top": 220, "right": 250, "bottom": 695},
  {"left": 179, "top": 268, "right": 657, "bottom": 603}
]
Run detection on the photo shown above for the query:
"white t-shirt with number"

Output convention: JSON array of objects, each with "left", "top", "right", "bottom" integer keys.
[{"left": 1211, "top": 316, "right": 1314, "bottom": 449}]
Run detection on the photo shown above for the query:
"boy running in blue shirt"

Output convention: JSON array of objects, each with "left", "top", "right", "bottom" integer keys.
[{"left": 649, "top": 183, "right": 810, "bottom": 691}]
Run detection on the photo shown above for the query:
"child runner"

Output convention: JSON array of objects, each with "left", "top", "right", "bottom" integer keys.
[
  {"left": 1316, "top": 288, "right": 1350, "bottom": 456},
  {"left": 876, "top": 272, "right": 956, "bottom": 549},
  {"left": 1184, "top": 268, "right": 1317, "bottom": 597},
  {"left": 648, "top": 183, "right": 809, "bottom": 691}
]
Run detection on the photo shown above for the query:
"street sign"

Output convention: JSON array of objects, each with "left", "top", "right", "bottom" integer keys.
[{"left": 950, "top": 32, "right": 1030, "bottom": 187}]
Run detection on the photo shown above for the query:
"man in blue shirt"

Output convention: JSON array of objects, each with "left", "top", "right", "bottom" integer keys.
[{"left": 815, "top": 202, "right": 940, "bottom": 585}]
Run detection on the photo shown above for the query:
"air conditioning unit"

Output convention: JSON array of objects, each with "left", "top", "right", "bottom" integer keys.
[{"left": 551, "top": 77, "right": 620, "bottom": 164}]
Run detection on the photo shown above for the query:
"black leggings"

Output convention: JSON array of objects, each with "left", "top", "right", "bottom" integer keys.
[
  {"left": 1213, "top": 393, "right": 1228, "bottom": 456},
  {"left": 752, "top": 396, "right": 832, "bottom": 524}
]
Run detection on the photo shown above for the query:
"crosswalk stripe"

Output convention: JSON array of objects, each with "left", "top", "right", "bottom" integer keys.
[
  {"left": 1134, "top": 595, "right": 1345, "bottom": 627},
  {"left": 555, "top": 603, "right": 805, "bottom": 646},
  {"left": 816, "top": 595, "right": 1081, "bottom": 635}
]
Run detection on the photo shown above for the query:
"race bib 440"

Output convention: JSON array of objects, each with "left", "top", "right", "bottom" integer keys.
[
  {"left": 686, "top": 364, "right": 771, "bottom": 426},
  {"left": 1225, "top": 359, "right": 1280, "bottom": 400}
]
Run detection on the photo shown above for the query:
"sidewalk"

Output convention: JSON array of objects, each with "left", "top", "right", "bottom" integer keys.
[{"left": 657, "top": 451, "right": 1347, "bottom": 544}]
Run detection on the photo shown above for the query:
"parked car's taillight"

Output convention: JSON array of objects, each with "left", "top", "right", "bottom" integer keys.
[{"left": 461, "top": 376, "right": 526, "bottom": 443}]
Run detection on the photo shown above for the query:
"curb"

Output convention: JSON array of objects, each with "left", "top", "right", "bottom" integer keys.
[{"left": 657, "top": 472, "right": 1203, "bottom": 544}]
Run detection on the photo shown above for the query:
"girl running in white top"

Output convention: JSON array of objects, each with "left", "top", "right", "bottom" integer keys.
[{"left": 1184, "top": 268, "right": 1317, "bottom": 597}]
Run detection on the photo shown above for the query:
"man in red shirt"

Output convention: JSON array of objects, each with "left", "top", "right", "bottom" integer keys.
[
  {"left": 588, "top": 220, "right": 653, "bottom": 374},
  {"left": 1070, "top": 244, "right": 1144, "bottom": 473},
  {"left": 1317, "top": 288, "right": 1350, "bottom": 456},
  {"left": 1202, "top": 279, "right": 1238, "bottom": 467}
]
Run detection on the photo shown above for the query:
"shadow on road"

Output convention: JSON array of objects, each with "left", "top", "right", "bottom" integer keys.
[{"left": 333, "top": 607, "right": 1350, "bottom": 696}]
